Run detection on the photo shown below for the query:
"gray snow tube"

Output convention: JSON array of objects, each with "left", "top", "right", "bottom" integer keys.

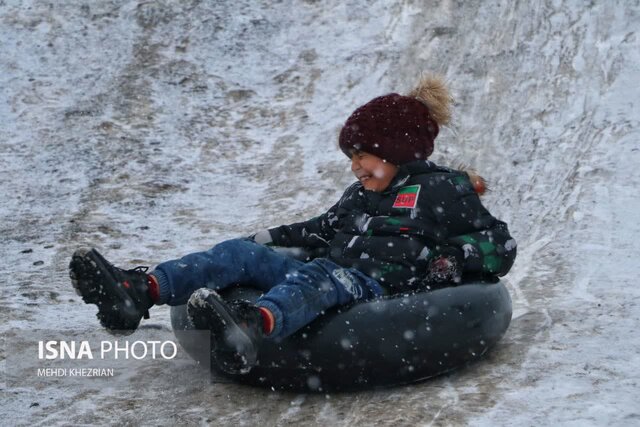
[{"left": 170, "top": 279, "right": 512, "bottom": 392}]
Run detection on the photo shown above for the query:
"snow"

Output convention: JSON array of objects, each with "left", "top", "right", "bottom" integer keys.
[{"left": 2, "top": 0, "right": 640, "bottom": 425}]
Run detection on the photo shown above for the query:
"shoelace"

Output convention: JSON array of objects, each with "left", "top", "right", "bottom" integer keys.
[{"left": 129, "top": 266, "right": 151, "bottom": 319}]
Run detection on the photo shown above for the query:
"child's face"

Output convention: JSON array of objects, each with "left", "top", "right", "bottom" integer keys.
[{"left": 350, "top": 150, "right": 398, "bottom": 192}]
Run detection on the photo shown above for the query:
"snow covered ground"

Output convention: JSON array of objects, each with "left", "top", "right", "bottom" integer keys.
[{"left": 1, "top": 0, "right": 639, "bottom": 425}]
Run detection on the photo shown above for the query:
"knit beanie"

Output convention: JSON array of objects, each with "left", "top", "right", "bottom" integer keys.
[{"left": 339, "top": 75, "right": 452, "bottom": 165}]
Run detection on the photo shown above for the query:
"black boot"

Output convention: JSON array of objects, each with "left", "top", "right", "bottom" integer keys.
[
  {"left": 69, "top": 248, "right": 154, "bottom": 334},
  {"left": 187, "top": 288, "right": 264, "bottom": 375}
]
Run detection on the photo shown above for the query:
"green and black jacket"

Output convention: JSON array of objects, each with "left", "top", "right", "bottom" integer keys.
[{"left": 267, "top": 160, "right": 516, "bottom": 292}]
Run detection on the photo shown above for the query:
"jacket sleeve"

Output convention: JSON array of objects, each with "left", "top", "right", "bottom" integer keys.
[
  {"left": 266, "top": 205, "right": 339, "bottom": 249},
  {"left": 264, "top": 183, "right": 364, "bottom": 249},
  {"left": 447, "top": 220, "right": 517, "bottom": 277},
  {"left": 412, "top": 171, "right": 517, "bottom": 278}
]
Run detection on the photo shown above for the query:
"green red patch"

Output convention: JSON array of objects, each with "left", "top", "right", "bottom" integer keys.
[{"left": 392, "top": 185, "right": 421, "bottom": 209}]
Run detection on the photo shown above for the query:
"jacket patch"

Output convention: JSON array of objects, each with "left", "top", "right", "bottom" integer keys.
[{"left": 392, "top": 185, "right": 421, "bottom": 209}]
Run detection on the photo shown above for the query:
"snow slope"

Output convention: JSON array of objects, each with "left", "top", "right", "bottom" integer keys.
[{"left": 1, "top": 0, "right": 639, "bottom": 425}]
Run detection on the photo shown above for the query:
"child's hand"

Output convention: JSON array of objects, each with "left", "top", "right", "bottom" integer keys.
[
  {"left": 425, "top": 251, "right": 462, "bottom": 285},
  {"left": 249, "top": 230, "right": 273, "bottom": 246}
]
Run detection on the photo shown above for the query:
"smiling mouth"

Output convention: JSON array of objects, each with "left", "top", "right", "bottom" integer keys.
[{"left": 358, "top": 175, "right": 372, "bottom": 183}]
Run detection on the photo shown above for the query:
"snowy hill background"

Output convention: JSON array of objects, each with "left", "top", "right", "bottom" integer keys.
[{"left": 1, "top": 0, "right": 639, "bottom": 425}]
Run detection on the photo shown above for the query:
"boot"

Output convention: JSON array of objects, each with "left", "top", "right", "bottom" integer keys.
[
  {"left": 69, "top": 248, "right": 154, "bottom": 334},
  {"left": 187, "top": 288, "right": 264, "bottom": 375}
]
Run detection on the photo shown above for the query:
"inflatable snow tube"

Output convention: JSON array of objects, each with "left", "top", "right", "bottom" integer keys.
[{"left": 171, "top": 279, "right": 512, "bottom": 392}]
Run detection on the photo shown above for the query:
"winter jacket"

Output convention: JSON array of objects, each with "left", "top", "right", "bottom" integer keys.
[{"left": 266, "top": 160, "right": 517, "bottom": 293}]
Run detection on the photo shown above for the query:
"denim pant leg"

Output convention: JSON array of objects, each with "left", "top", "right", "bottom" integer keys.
[
  {"left": 151, "top": 238, "right": 304, "bottom": 306},
  {"left": 256, "top": 258, "right": 385, "bottom": 339}
]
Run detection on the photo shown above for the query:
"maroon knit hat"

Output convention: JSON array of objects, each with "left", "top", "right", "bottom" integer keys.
[{"left": 339, "top": 93, "right": 440, "bottom": 165}]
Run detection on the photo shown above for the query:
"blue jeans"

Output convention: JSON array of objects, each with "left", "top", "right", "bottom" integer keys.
[{"left": 152, "top": 238, "right": 384, "bottom": 339}]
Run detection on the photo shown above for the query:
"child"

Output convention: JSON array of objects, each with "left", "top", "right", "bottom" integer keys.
[{"left": 70, "top": 75, "right": 516, "bottom": 375}]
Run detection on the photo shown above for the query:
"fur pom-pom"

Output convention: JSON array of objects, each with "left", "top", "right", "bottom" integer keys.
[
  {"left": 456, "top": 162, "right": 489, "bottom": 195},
  {"left": 408, "top": 74, "right": 453, "bottom": 126}
]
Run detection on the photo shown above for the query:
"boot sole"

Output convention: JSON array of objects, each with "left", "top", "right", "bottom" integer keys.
[
  {"left": 69, "top": 248, "right": 140, "bottom": 334},
  {"left": 187, "top": 289, "right": 257, "bottom": 374}
]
